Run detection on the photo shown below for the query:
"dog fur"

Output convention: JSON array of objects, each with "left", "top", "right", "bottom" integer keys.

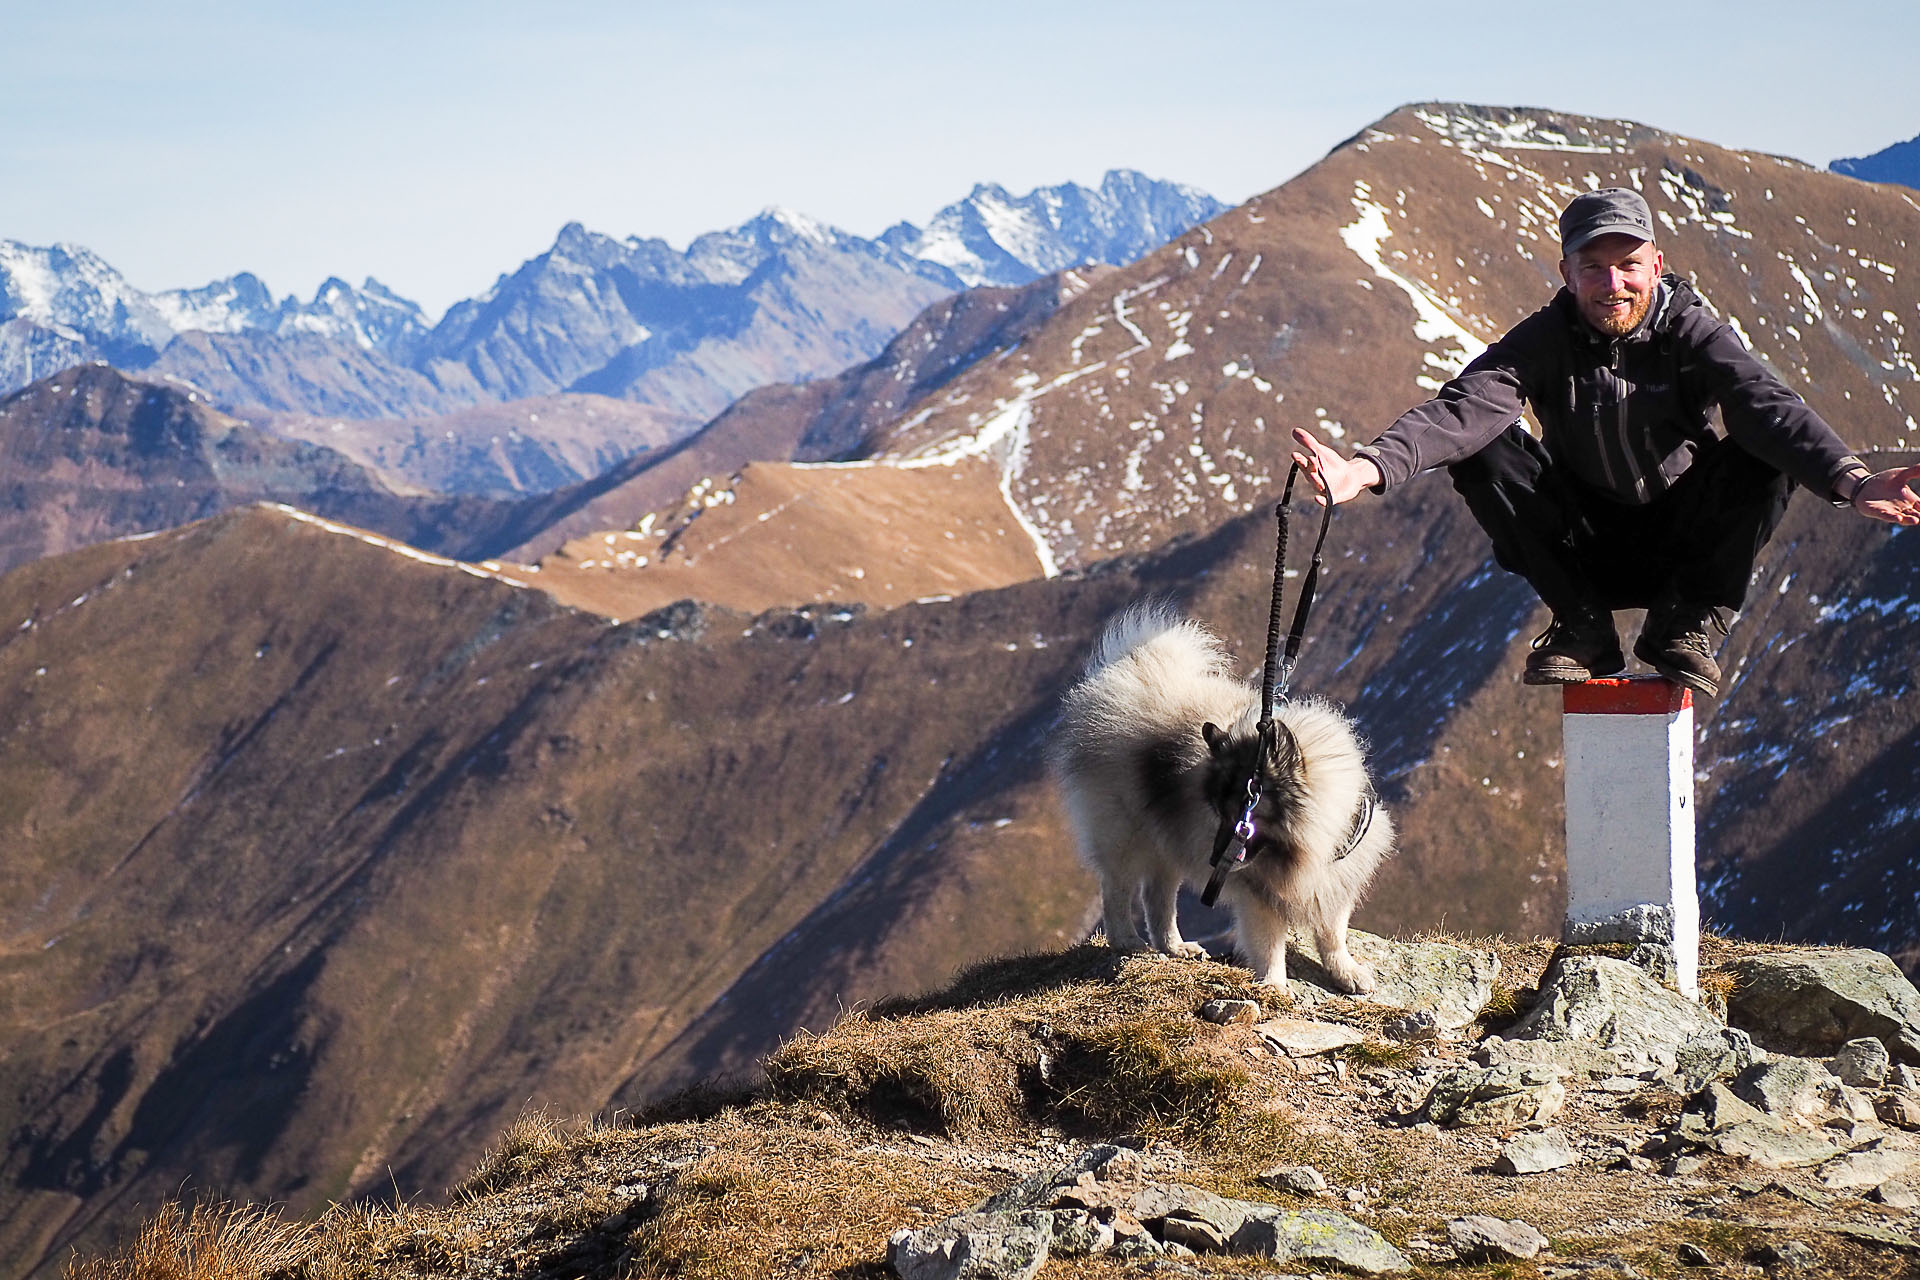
[{"left": 1047, "top": 604, "right": 1393, "bottom": 992}]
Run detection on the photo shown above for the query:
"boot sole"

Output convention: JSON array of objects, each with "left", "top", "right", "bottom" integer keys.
[
  {"left": 1632, "top": 638, "right": 1719, "bottom": 698},
  {"left": 1522, "top": 653, "right": 1626, "bottom": 685}
]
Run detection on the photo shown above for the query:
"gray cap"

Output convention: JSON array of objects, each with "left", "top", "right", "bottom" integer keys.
[{"left": 1559, "top": 188, "right": 1655, "bottom": 253}]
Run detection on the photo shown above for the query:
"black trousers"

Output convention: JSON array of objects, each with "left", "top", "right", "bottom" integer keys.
[{"left": 1446, "top": 424, "right": 1793, "bottom": 615}]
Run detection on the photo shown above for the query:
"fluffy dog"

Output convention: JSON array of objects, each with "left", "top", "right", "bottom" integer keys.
[{"left": 1048, "top": 605, "right": 1392, "bottom": 992}]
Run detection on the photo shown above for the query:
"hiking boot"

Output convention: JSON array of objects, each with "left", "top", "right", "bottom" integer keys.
[
  {"left": 1634, "top": 602, "right": 1729, "bottom": 697},
  {"left": 1523, "top": 608, "right": 1625, "bottom": 685}
]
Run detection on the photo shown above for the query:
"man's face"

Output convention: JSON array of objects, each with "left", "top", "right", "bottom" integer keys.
[{"left": 1559, "top": 233, "right": 1664, "bottom": 336}]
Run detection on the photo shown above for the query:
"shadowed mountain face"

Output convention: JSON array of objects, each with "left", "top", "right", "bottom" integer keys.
[
  {"left": 1830, "top": 131, "right": 1920, "bottom": 190},
  {"left": 0, "top": 365, "right": 518, "bottom": 573},
  {"left": 4, "top": 103, "right": 1920, "bottom": 1276}
]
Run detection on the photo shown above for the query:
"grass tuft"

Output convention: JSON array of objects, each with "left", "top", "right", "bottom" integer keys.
[
  {"left": 1345, "top": 1038, "right": 1419, "bottom": 1069},
  {"left": 62, "top": 1201, "right": 311, "bottom": 1280},
  {"left": 450, "top": 1107, "right": 570, "bottom": 1199}
]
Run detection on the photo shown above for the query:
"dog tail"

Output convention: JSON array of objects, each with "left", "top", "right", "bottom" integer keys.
[{"left": 1086, "top": 601, "right": 1232, "bottom": 679}]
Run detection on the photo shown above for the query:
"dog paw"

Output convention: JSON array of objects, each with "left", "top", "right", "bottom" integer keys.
[
  {"left": 1162, "top": 940, "right": 1208, "bottom": 961},
  {"left": 1327, "top": 958, "right": 1376, "bottom": 995}
]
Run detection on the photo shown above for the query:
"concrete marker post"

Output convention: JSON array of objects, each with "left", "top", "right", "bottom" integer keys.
[{"left": 1560, "top": 676, "right": 1698, "bottom": 998}]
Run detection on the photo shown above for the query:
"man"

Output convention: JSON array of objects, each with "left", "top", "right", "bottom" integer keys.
[{"left": 1291, "top": 187, "right": 1920, "bottom": 697}]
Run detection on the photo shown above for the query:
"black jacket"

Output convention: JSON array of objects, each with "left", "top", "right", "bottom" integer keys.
[{"left": 1355, "top": 273, "right": 1867, "bottom": 505}]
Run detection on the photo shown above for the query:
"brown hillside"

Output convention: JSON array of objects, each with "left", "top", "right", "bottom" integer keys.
[
  {"left": 527, "top": 458, "right": 1047, "bottom": 619},
  {"left": 488, "top": 268, "right": 1105, "bottom": 562},
  {"left": 0, "top": 365, "right": 519, "bottom": 572}
]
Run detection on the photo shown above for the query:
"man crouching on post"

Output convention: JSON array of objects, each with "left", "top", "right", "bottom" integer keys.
[{"left": 1290, "top": 187, "right": 1920, "bottom": 698}]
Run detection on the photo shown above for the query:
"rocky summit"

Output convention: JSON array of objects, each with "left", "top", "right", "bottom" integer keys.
[{"left": 57, "top": 936, "right": 1920, "bottom": 1279}]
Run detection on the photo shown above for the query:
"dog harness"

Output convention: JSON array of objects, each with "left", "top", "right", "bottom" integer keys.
[{"left": 1201, "top": 462, "right": 1371, "bottom": 907}]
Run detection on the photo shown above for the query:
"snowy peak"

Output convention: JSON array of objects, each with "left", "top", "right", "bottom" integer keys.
[
  {"left": 881, "top": 169, "right": 1227, "bottom": 287},
  {"left": 0, "top": 239, "right": 175, "bottom": 357}
]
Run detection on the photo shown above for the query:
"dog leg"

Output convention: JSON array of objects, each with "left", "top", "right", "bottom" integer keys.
[
  {"left": 1314, "top": 900, "right": 1376, "bottom": 995},
  {"left": 1230, "top": 898, "right": 1289, "bottom": 989},
  {"left": 1099, "top": 876, "right": 1148, "bottom": 952},
  {"left": 1144, "top": 872, "right": 1206, "bottom": 960}
]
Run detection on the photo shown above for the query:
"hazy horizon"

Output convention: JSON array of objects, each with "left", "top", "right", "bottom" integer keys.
[{"left": 5, "top": 0, "right": 1914, "bottom": 317}]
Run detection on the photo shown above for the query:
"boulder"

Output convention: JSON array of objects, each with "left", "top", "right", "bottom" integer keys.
[
  {"left": 1675, "top": 1083, "right": 1841, "bottom": 1169},
  {"left": 1730, "top": 1059, "right": 1851, "bottom": 1123},
  {"left": 1494, "top": 1127, "right": 1579, "bottom": 1175},
  {"left": 1231, "top": 1207, "right": 1411, "bottom": 1273},
  {"left": 1426, "top": 1064, "right": 1566, "bottom": 1128},
  {"left": 1726, "top": 950, "right": 1920, "bottom": 1064},
  {"left": 1832, "top": 1036, "right": 1893, "bottom": 1087},
  {"left": 1506, "top": 956, "right": 1752, "bottom": 1086},
  {"left": 1821, "top": 1146, "right": 1920, "bottom": 1191},
  {"left": 1447, "top": 1215, "right": 1549, "bottom": 1262},
  {"left": 1878, "top": 1088, "right": 1920, "bottom": 1130},
  {"left": 1290, "top": 930, "right": 1499, "bottom": 1031},
  {"left": 888, "top": 1211, "right": 1055, "bottom": 1280}
]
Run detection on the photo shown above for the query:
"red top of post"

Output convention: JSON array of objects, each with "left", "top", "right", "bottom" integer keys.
[{"left": 1562, "top": 675, "right": 1692, "bottom": 715}]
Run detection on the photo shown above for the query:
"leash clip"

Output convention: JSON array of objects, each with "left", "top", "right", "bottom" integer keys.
[{"left": 1229, "top": 779, "right": 1260, "bottom": 861}]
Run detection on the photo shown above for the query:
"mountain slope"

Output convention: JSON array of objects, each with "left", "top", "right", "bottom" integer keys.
[
  {"left": 0, "top": 365, "right": 517, "bottom": 571},
  {"left": 1831, "top": 131, "right": 1920, "bottom": 190},
  {"left": 485, "top": 267, "right": 1107, "bottom": 561}
]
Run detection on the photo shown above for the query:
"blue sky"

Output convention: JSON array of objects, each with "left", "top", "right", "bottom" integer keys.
[{"left": 5, "top": 1, "right": 1914, "bottom": 317}]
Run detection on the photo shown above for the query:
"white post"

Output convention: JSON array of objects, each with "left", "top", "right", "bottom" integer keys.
[{"left": 1561, "top": 676, "right": 1699, "bottom": 998}]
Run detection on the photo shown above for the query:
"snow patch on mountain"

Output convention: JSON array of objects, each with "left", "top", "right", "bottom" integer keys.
[{"left": 883, "top": 170, "right": 1226, "bottom": 288}]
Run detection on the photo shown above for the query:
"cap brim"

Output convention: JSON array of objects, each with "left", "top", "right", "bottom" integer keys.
[{"left": 1564, "top": 221, "right": 1655, "bottom": 253}]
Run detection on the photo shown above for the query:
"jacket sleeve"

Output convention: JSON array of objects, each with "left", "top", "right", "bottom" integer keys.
[
  {"left": 1682, "top": 314, "right": 1870, "bottom": 502},
  {"left": 1353, "top": 315, "right": 1546, "bottom": 493}
]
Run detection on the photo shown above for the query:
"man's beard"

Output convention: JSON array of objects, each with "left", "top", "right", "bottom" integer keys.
[{"left": 1587, "top": 290, "right": 1653, "bottom": 336}]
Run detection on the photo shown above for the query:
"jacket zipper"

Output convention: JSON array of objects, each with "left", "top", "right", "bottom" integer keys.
[{"left": 1609, "top": 344, "right": 1649, "bottom": 502}]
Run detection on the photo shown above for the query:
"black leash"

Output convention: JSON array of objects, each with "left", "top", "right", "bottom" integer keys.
[{"left": 1201, "top": 462, "right": 1334, "bottom": 907}]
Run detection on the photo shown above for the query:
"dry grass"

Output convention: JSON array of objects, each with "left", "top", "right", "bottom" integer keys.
[
  {"left": 765, "top": 943, "right": 1279, "bottom": 1146},
  {"left": 63, "top": 1201, "right": 312, "bottom": 1280}
]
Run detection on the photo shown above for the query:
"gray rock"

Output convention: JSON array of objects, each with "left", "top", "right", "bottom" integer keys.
[
  {"left": 1880, "top": 1088, "right": 1920, "bottom": 1130},
  {"left": 1289, "top": 930, "right": 1499, "bottom": 1031},
  {"left": 1832, "top": 1036, "right": 1893, "bottom": 1087},
  {"left": 1447, "top": 1214, "right": 1549, "bottom": 1262},
  {"left": 1495, "top": 1127, "right": 1579, "bottom": 1175},
  {"left": 1676, "top": 1242, "right": 1712, "bottom": 1266},
  {"left": 1507, "top": 957, "right": 1744, "bottom": 1086},
  {"left": 1232, "top": 1206, "right": 1412, "bottom": 1273},
  {"left": 888, "top": 1211, "right": 1055, "bottom": 1280},
  {"left": 1198, "top": 998, "right": 1260, "bottom": 1025},
  {"left": 1727, "top": 950, "right": 1920, "bottom": 1064},
  {"left": 1255, "top": 1164, "right": 1329, "bottom": 1196},
  {"left": 1045, "top": 1209, "right": 1114, "bottom": 1257},
  {"left": 1383, "top": 1010, "right": 1441, "bottom": 1042},
  {"left": 1675, "top": 1084, "right": 1841, "bottom": 1169},
  {"left": 1348, "top": 931, "right": 1501, "bottom": 1031},
  {"left": 1752, "top": 1240, "right": 1818, "bottom": 1271},
  {"left": 1730, "top": 1058, "right": 1847, "bottom": 1122},
  {"left": 1873, "top": 1179, "right": 1920, "bottom": 1209},
  {"left": 976, "top": 1144, "right": 1143, "bottom": 1214},
  {"left": 1254, "top": 1017, "right": 1365, "bottom": 1056},
  {"left": 1821, "top": 1147, "right": 1920, "bottom": 1190},
  {"left": 1426, "top": 1063, "right": 1567, "bottom": 1128}
]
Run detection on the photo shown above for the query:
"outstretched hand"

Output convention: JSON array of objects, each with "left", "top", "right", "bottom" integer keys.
[
  {"left": 1289, "top": 427, "right": 1383, "bottom": 507},
  {"left": 1852, "top": 464, "right": 1920, "bottom": 526}
]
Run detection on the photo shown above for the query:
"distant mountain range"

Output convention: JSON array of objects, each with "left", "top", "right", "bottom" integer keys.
[
  {"left": 0, "top": 172, "right": 1224, "bottom": 428},
  {"left": 1831, "top": 131, "right": 1920, "bottom": 190}
]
